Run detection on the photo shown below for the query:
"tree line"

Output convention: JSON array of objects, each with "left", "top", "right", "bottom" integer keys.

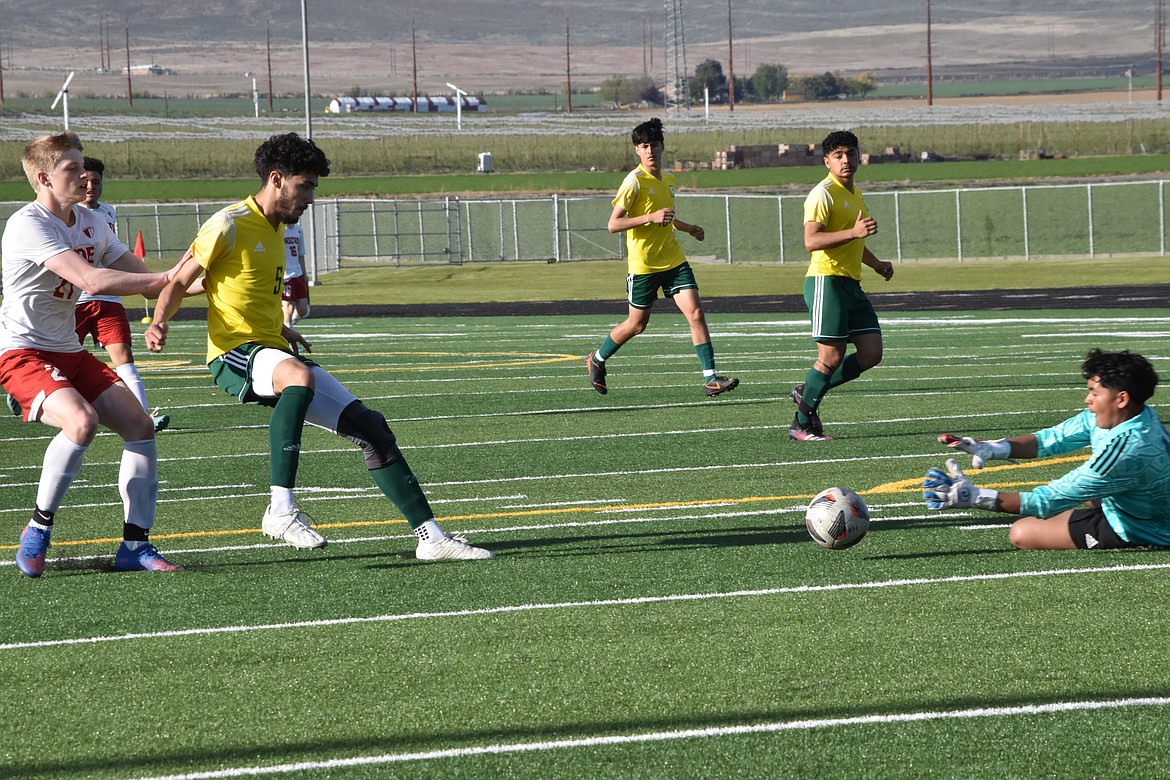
[{"left": 599, "top": 60, "right": 878, "bottom": 106}]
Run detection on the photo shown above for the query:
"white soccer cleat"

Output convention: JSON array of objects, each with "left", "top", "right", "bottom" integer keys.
[
  {"left": 416, "top": 532, "right": 494, "bottom": 562},
  {"left": 261, "top": 504, "right": 327, "bottom": 549}
]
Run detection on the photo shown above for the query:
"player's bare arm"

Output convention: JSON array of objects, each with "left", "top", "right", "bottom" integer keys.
[
  {"left": 803, "top": 211, "right": 878, "bottom": 252},
  {"left": 861, "top": 248, "right": 894, "bottom": 281},
  {"left": 107, "top": 249, "right": 152, "bottom": 275},
  {"left": 672, "top": 218, "right": 704, "bottom": 242},
  {"left": 282, "top": 325, "right": 312, "bottom": 354},
  {"left": 607, "top": 204, "right": 674, "bottom": 233},
  {"left": 145, "top": 254, "right": 205, "bottom": 352},
  {"left": 44, "top": 250, "right": 169, "bottom": 297}
]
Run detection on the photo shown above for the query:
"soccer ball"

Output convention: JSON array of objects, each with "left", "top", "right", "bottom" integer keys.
[{"left": 805, "top": 487, "right": 870, "bottom": 550}]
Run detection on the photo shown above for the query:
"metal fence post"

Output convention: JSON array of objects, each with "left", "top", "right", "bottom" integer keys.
[
  {"left": 370, "top": 200, "right": 380, "bottom": 263},
  {"left": 512, "top": 201, "right": 520, "bottom": 261},
  {"left": 955, "top": 189, "right": 963, "bottom": 262},
  {"left": 1022, "top": 187, "right": 1030, "bottom": 261},
  {"left": 153, "top": 204, "right": 162, "bottom": 260},
  {"left": 894, "top": 192, "right": 903, "bottom": 262},
  {"left": 552, "top": 194, "right": 561, "bottom": 262},
  {"left": 724, "top": 194, "right": 732, "bottom": 264},
  {"left": 777, "top": 195, "right": 785, "bottom": 264},
  {"left": 1087, "top": 184, "right": 1095, "bottom": 259}
]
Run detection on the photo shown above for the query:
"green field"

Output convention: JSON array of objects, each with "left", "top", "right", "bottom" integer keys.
[
  {"left": 1, "top": 119, "right": 1168, "bottom": 182},
  {"left": 2, "top": 307, "right": 1169, "bottom": 778},
  {"left": 90, "top": 256, "right": 1167, "bottom": 315},
  {"left": 2, "top": 155, "right": 1169, "bottom": 204}
]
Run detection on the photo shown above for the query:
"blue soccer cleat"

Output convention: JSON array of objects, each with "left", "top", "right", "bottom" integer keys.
[
  {"left": 115, "top": 542, "right": 183, "bottom": 572},
  {"left": 16, "top": 523, "right": 51, "bottom": 578}
]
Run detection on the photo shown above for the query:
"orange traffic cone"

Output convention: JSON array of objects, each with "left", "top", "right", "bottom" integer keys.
[{"left": 133, "top": 231, "right": 146, "bottom": 259}]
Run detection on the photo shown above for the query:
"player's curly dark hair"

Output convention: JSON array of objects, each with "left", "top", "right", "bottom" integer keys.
[
  {"left": 631, "top": 117, "right": 665, "bottom": 146},
  {"left": 1082, "top": 348, "right": 1158, "bottom": 404},
  {"left": 253, "top": 132, "right": 330, "bottom": 180},
  {"left": 820, "top": 130, "right": 859, "bottom": 156},
  {"left": 82, "top": 156, "right": 105, "bottom": 176}
]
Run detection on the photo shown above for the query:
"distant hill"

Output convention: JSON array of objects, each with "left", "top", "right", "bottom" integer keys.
[
  {"left": 0, "top": 0, "right": 1153, "bottom": 49},
  {"left": 0, "top": 0, "right": 1158, "bottom": 98}
]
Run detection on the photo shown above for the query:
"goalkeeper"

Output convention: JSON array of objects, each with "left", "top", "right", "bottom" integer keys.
[{"left": 923, "top": 348, "right": 1170, "bottom": 550}]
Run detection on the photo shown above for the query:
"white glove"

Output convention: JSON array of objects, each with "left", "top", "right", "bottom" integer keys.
[
  {"left": 938, "top": 433, "right": 1011, "bottom": 469},
  {"left": 923, "top": 458, "right": 999, "bottom": 511}
]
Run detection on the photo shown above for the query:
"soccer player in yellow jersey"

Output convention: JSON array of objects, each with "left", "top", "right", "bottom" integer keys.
[
  {"left": 789, "top": 130, "right": 894, "bottom": 441},
  {"left": 145, "top": 133, "right": 492, "bottom": 561},
  {"left": 585, "top": 118, "right": 738, "bottom": 398}
]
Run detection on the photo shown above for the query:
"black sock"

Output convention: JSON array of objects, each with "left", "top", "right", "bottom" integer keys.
[
  {"left": 32, "top": 508, "right": 55, "bottom": 527},
  {"left": 122, "top": 523, "right": 149, "bottom": 542}
]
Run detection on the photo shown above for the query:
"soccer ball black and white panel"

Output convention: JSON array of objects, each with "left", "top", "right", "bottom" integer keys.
[{"left": 805, "top": 487, "right": 870, "bottom": 550}]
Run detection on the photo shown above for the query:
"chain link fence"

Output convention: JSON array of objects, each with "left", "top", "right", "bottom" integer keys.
[{"left": 3, "top": 179, "right": 1167, "bottom": 274}]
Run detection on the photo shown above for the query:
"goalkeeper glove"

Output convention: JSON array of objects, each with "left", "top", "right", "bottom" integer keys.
[
  {"left": 937, "top": 433, "right": 1011, "bottom": 468},
  {"left": 923, "top": 458, "right": 999, "bottom": 511}
]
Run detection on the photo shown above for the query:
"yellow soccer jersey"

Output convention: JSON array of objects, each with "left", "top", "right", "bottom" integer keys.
[
  {"left": 191, "top": 196, "right": 289, "bottom": 363},
  {"left": 803, "top": 174, "right": 869, "bottom": 281},
  {"left": 612, "top": 164, "right": 687, "bottom": 274}
]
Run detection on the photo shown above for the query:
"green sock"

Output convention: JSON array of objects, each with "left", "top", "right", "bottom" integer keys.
[
  {"left": 597, "top": 335, "right": 620, "bottom": 362},
  {"left": 370, "top": 459, "right": 434, "bottom": 530},
  {"left": 270, "top": 385, "right": 314, "bottom": 488},
  {"left": 694, "top": 341, "right": 716, "bottom": 376},
  {"left": 798, "top": 367, "right": 832, "bottom": 425},
  {"left": 827, "top": 354, "right": 863, "bottom": 390}
]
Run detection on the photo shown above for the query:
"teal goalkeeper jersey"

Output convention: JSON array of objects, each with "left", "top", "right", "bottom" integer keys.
[{"left": 1023, "top": 405, "right": 1170, "bottom": 545}]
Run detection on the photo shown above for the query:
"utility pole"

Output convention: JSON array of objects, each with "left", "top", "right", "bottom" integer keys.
[
  {"left": 300, "top": 0, "right": 312, "bottom": 137},
  {"left": 1158, "top": 0, "right": 1165, "bottom": 102},
  {"left": 266, "top": 23, "right": 274, "bottom": 112},
  {"left": 642, "top": 16, "right": 648, "bottom": 74},
  {"left": 664, "top": 0, "right": 690, "bottom": 111},
  {"left": 726, "top": 0, "right": 734, "bottom": 112},
  {"left": 412, "top": 22, "right": 419, "bottom": 113},
  {"left": 565, "top": 17, "right": 572, "bottom": 113},
  {"left": 925, "top": 0, "right": 933, "bottom": 106},
  {"left": 125, "top": 21, "right": 133, "bottom": 108}
]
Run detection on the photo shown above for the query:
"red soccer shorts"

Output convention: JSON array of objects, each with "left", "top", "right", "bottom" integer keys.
[
  {"left": 75, "top": 299, "right": 133, "bottom": 348},
  {"left": 0, "top": 348, "right": 119, "bottom": 422},
  {"left": 282, "top": 275, "right": 309, "bottom": 302}
]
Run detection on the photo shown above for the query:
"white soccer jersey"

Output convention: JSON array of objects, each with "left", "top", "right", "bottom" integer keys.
[
  {"left": 0, "top": 202, "right": 129, "bottom": 354},
  {"left": 78, "top": 201, "right": 122, "bottom": 305},
  {"left": 283, "top": 222, "right": 305, "bottom": 280}
]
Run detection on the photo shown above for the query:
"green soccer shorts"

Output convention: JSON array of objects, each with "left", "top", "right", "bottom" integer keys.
[
  {"left": 626, "top": 262, "right": 699, "bottom": 310},
  {"left": 803, "top": 274, "right": 881, "bottom": 342},
  {"left": 209, "top": 343, "right": 318, "bottom": 407}
]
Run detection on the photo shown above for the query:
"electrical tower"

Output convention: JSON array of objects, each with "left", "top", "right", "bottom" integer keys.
[{"left": 664, "top": 0, "right": 690, "bottom": 111}]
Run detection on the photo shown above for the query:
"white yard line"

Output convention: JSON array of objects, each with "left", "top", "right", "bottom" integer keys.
[
  {"left": 4, "top": 561, "right": 1169, "bottom": 652},
  {"left": 133, "top": 695, "right": 1170, "bottom": 780}
]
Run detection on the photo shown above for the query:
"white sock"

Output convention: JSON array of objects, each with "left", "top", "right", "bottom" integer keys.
[
  {"left": 36, "top": 432, "right": 89, "bottom": 513},
  {"left": 414, "top": 519, "right": 444, "bottom": 543},
  {"left": 270, "top": 486, "right": 297, "bottom": 514},
  {"left": 703, "top": 369, "right": 716, "bottom": 379},
  {"left": 115, "top": 362, "right": 150, "bottom": 413},
  {"left": 120, "top": 439, "right": 158, "bottom": 531}
]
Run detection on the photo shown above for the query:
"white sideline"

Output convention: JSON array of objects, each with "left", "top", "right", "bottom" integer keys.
[
  {"left": 136, "top": 696, "right": 1170, "bottom": 780},
  {"left": 4, "top": 562, "right": 1170, "bottom": 652}
]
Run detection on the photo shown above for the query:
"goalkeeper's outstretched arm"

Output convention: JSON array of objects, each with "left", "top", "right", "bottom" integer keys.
[
  {"left": 939, "top": 433, "right": 1039, "bottom": 467},
  {"left": 923, "top": 458, "right": 1024, "bottom": 513}
]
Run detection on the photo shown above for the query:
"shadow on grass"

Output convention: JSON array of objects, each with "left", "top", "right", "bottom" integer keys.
[
  {"left": 367, "top": 524, "right": 810, "bottom": 567},
  {"left": 10, "top": 688, "right": 1170, "bottom": 779}
]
